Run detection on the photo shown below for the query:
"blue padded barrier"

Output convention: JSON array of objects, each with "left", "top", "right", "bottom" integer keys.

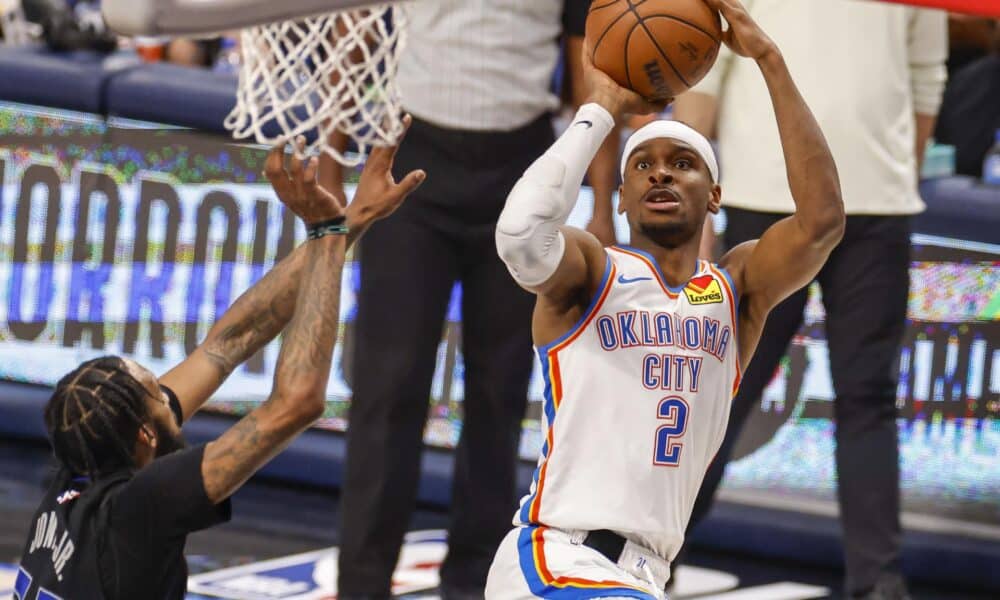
[
  {"left": 104, "top": 61, "right": 237, "bottom": 133},
  {"left": 0, "top": 44, "right": 135, "bottom": 114},
  {"left": 0, "top": 380, "right": 464, "bottom": 507},
  {"left": 102, "top": 61, "right": 329, "bottom": 144},
  {"left": 916, "top": 176, "right": 1000, "bottom": 243}
]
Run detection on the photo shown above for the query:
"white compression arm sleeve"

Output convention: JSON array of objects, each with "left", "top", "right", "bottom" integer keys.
[{"left": 496, "top": 103, "right": 615, "bottom": 288}]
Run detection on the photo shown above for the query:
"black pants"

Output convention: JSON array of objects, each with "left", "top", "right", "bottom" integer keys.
[
  {"left": 337, "top": 115, "right": 553, "bottom": 594},
  {"left": 683, "top": 208, "right": 911, "bottom": 597}
]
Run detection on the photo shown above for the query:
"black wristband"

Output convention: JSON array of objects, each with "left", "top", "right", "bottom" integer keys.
[{"left": 307, "top": 216, "right": 348, "bottom": 240}]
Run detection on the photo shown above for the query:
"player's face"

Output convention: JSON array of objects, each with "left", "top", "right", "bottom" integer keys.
[
  {"left": 618, "top": 138, "right": 720, "bottom": 249},
  {"left": 122, "top": 358, "right": 186, "bottom": 460}
]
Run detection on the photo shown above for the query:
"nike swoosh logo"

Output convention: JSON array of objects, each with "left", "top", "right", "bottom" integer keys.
[
  {"left": 618, "top": 275, "right": 653, "bottom": 284},
  {"left": 574, "top": 120, "right": 593, "bottom": 129}
]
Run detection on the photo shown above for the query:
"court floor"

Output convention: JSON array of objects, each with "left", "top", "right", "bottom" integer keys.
[{"left": 0, "top": 440, "right": 991, "bottom": 600}]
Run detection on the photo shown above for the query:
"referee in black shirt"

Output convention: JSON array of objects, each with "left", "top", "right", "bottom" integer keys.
[{"left": 14, "top": 133, "right": 424, "bottom": 600}]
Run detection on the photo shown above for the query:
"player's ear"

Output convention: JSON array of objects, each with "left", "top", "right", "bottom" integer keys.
[
  {"left": 138, "top": 424, "right": 157, "bottom": 450},
  {"left": 707, "top": 183, "right": 721, "bottom": 215},
  {"left": 617, "top": 184, "right": 626, "bottom": 214}
]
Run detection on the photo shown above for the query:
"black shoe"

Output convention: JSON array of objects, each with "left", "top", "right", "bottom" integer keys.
[
  {"left": 338, "top": 595, "right": 392, "bottom": 600},
  {"left": 851, "top": 573, "right": 912, "bottom": 600}
]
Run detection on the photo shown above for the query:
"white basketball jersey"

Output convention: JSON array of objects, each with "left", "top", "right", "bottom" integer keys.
[{"left": 515, "top": 246, "right": 742, "bottom": 562}]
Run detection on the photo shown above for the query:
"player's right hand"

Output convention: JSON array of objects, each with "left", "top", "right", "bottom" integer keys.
[
  {"left": 581, "top": 38, "right": 670, "bottom": 120},
  {"left": 264, "top": 136, "right": 345, "bottom": 225},
  {"left": 703, "top": 0, "right": 778, "bottom": 62},
  {"left": 349, "top": 115, "right": 427, "bottom": 229}
]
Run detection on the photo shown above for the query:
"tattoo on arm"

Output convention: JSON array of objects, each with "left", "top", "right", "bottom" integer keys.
[
  {"left": 202, "top": 413, "right": 262, "bottom": 502},
  {"left": 202, "top": 236, "right": 345, "bottom": 504},
  {"left": 274, "top": 237, "right": 345, "bottom": 381},
  {"left": 202, "top": 411, "right": 300, "bottom": 503},
  {"left": 200, "top": 245, "right": 307, "bottom": 380},
  {"left": 203, "top": 296, "right": 287, "bottom": 375}
]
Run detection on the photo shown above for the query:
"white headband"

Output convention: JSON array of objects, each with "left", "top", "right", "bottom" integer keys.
[{"left": 620, "top": 120, "right": 719, "bottom": 183}]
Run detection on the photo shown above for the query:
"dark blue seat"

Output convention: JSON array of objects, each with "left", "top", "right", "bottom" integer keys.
[
  {"left": 106, "top": 62, "right": 342, "bottom": 146},
  {"left": 917, "top": 176, "right": 1000, "bottom": 245},
  {"left": 0, "top": 43, "right": 127, "bottom": 113},
  {"left": 105, "top": 61, "right": 237, "bottom": 133}
]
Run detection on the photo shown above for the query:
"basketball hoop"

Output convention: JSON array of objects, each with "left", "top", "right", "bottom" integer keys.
[
  {"left": 225, "top": 4, "right": 407, "bottom": 166},
  {"left": 101, "top": 0, "right": 410, "bottom": 166}
]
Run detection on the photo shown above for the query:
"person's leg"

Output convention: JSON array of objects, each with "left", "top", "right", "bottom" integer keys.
[
  {"left": 437, "top": 117, "right": 554, "bottom": 593},
  {"left": 439, "top": 232, "right": 536, "bottom": 592},
  {"left": 819, "top": 216, "right": 910, "bottom": 598},
  {"left": 337, "top": 139, "right": 459, "bottom": 596}
]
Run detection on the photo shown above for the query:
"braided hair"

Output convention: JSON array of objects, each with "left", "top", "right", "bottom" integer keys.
[{"left": 44, "top": 356, "right": 152, "bottom": 477}]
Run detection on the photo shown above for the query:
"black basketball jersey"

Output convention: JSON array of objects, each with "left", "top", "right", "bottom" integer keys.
[
  {"left": 16, "top": 445, "right": 230, "bottom": 600},
  {"left": 16, "top": 468, "right": 120, "bottom": 600}
]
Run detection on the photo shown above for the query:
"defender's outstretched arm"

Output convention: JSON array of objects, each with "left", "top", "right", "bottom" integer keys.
[
  {"left": 160, "top": 130, "right": 424, "bottom": 422},
  {"left": 201, "top": 228, "right": 346, "bottom": 504}
]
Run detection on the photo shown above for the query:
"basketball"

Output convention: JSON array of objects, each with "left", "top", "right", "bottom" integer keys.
[{"left": 585, "top": 0, "right": 723, "bottom": 101}]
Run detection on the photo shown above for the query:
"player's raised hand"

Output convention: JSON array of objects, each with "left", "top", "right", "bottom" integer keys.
[
  {"left": 703, "top": 0, "right": 777, "bottom": 61},
  {"left": 348, "top": 114, "right": 427, "bottom": 228},
  {"left": 581, "top": 38, "right": 670, "bottom": 120},
  {"left": 265, "top": 136, "right": 345, "bottom": 225}
]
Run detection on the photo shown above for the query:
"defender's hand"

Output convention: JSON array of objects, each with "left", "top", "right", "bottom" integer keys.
[
  {"left": 264, "top": 137, "right": 345, "bottom": 225},
  {"left": 348, "top": 115, "right": 426, "bottom": 229},
  {"left": 703, "top": 0, "right": 778, "bottom": 61},
  {"left": 581, "top": 38, "right": 670, "bottom": 121}
]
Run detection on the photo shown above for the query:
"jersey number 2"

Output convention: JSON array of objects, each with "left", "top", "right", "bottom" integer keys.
[
  {"left": 14, "top": 567, "right": 63, "bottom": 600},
  {"left": 654, "top": 396, "right": 689, "bottom": 466}
]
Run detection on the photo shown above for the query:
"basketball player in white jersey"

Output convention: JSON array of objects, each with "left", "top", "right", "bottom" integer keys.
[{"left": 487, "top": 0, "right": 845, "bottom": 597}]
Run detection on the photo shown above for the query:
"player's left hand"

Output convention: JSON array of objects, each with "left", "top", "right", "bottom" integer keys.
[
  {"left": 703, "top": 0, "right": 778, "bottom": 62},
  {"left": 348, "top": 114, "right": 427, "bottom": 229},
  {"left": 265, "top": 136, "right": 345, "bottom": 225}
]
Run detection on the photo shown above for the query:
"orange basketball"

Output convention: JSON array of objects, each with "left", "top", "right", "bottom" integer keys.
[{"left": 585, "top": 0, "right": 723, "bottom": 101}]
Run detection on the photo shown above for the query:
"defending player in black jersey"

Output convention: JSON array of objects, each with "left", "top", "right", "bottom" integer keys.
[{"left": 15, "top": 130, "right": 425, "bottom": 600}]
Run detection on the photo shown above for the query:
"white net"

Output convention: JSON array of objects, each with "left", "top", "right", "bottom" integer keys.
[{"left": 225, "top": 3, "right": 407, "bottom": 166}]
